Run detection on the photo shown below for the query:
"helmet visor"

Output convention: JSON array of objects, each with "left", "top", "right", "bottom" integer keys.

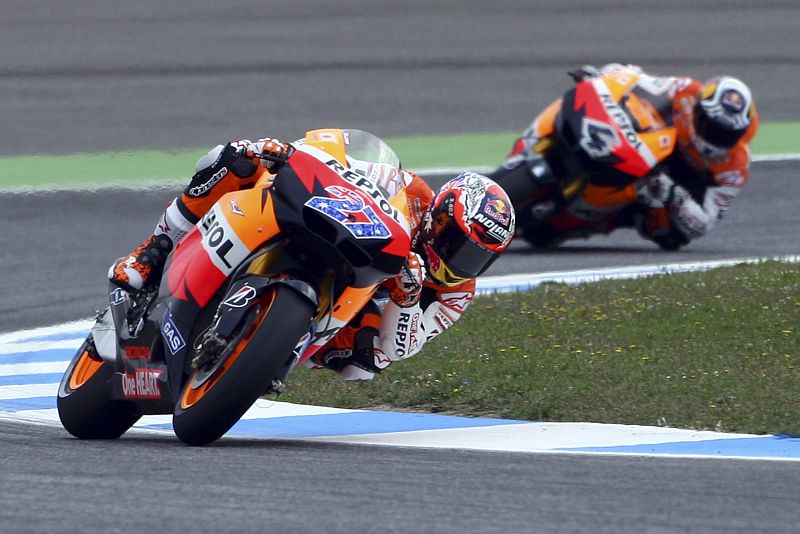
[
  {"left": 694, "top": 104, "right": 745, "bottom": 149},
  {"left": 430, "top": 218, "right": 499, "bottom": 281}
]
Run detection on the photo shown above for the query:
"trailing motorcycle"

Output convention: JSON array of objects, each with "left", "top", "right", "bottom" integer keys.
[
  {"left": 57, "top": 129, "right": 412, "bottom": 446},
  {"left": 488, "top": 68, "right": 678, "bottom": 249}
]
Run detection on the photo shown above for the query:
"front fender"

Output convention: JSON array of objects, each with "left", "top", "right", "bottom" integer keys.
[{"left": 212, "top": 275, "right": 319, "bottom": 339}]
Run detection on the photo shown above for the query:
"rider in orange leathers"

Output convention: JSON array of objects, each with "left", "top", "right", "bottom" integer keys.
[
  {"left": 500, "top": 63, "right": 759, "bottom": 250},
  {"left": 109, "top": 132, "right": 515, "bottom": 380}
]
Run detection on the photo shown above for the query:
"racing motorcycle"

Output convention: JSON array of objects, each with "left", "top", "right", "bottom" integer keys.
[
  {"left": 488, "top": 68, "right": 678, "bottom": 249},
  {"left": 57, "top": 129, "right": 412, "bottom": 446}
]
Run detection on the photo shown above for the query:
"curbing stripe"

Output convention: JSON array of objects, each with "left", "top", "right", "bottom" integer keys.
[{"left": 1, "top": 258, "right": 799, "bottom": 459}]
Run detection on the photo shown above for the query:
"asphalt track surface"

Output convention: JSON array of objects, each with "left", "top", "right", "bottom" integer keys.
[{"left": 2, "top": 1, "right": 800, "bottom": 533}]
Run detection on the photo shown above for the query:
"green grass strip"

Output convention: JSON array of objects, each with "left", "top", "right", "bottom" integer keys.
[
  {"left": 0, "top": 122, "right": 797, "bottom": 190},
  {"left": 282, "top": 260, "right": 800, "bottom": 436}
]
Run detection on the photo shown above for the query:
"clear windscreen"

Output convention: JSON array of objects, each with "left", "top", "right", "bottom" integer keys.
[
  {"left": 342, "top": 129, "right": 401, "bottom": 168},
  {"left": 342, "top": 129, "right": 408, "bottom": 200}
]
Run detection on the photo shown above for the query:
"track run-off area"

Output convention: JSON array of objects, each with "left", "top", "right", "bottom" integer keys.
[
  {"left": 3, "top": 255, "right": 799, "bottom": 461},
  {"left": 2, "top": 121, "right": 797, "bottom": 467}
]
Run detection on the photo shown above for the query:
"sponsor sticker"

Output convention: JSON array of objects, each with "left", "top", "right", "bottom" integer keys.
[
  {"left": 440, "top": 291, "right": 473, "bottom": 314},
  {"left": 121, "top": 368, "right": 163, "bottom": 399},
  {"left": 230, "top": 199, "right": 244, "bottom": 216},
  {"left": 199, "top": 204, "right": 251, "bottom": 273},
  {"left": 223, "top": 284, "right": 257, "bottom": 308},
  {"left": 110, "top": 287, "right": 128, "bottom": 306},
  {"left": 188, "top": 167, "right": 228, "bottom": 197},
  {"left": 580, "top": 117, "right": 620, "bottom": 158},
  {"left": 123, "top": 345, "right": 151, "bottom": 360},
  {"left": 484, "top": 198, "right": 511, "bottom": 225},
  {"left": 721, "top": 89, "right": 745, "bottom": 113},
  {"left": 305, "top": 185, "right": 391, "bottom": 239},
  {"left": 474, "top": 211, "right": 511, "bottom": 243},
  {"left": 162, "top": 312, "right": 186, "bottom": 355}
]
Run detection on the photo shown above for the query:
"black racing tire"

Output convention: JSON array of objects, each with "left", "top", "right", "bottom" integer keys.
[
  {"left": 653, "top": 228, "right": 690, "bottom": 251},
  {"left": 172, "top": 285, "right": 315, "bottom": 446},
  {"left": 57, "top": 338, "right": 141, "bottom": 439},
  {"left": 520, "top": 223, "right": 566, "bottom": 250},
  {"left": 486, "top": 161, "right": 540, "bottom": 216},
  {"left": 488, "top": 160, "right": 566, "bottom": 248}
]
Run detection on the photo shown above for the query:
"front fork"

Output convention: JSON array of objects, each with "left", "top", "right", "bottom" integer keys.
[{"left": 194, "top": 274, "right": 320, "bottom": 368}]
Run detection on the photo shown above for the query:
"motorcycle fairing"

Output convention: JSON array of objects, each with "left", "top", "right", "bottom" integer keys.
[
  {"left": 167, "top": 229, "right": 226, "bottom": 308},
  {"left": 569, "top": 78, "right": 659, "bottom": 180},
  {"left": 167, "top": 185, "right": 280, "bottom": 308},
  {"left": 168, "top": 145, "right": 411, "bottom": 306},
  {"left": 274, "top": 147, "right": 411, "bottom": 287},
  {"left": 100, "top": 284, "right": 182, "bottom": 411},
  {"left": 288, "top": 146, "right": 411, "bottom": 254}
]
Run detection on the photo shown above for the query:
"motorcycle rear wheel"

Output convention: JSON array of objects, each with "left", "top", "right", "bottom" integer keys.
[
  {"left": 57, "top": 338, "right": 141, "bottom": 439},
  {"left": 172, "top": 284, "right": 314, "bottom": 446}
]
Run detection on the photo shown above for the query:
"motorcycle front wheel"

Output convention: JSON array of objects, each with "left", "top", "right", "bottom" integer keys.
[
  {"left": 57, "top": 337, "right": 141, "bottom": 439},
  {"left": 172, "top": 284, "right": 315, "bottom": 446}
]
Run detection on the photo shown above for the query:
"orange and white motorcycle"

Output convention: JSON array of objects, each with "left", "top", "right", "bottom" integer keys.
[
  {"left": 58, "top": 129, "right": 412, "bottom": 446},
  {"left": 489, "top": 67, "right": 679, "bottom": 248}
]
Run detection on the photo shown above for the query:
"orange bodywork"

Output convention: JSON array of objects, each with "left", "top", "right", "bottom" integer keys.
[
  {"left": 581, "top": 182, "right": 639, "bottom": 211},
  {"left": 532, "top": 98, "right": 562, "bottom": 140},
  {"left": 170, "top": 130, "right": 414, "bottom": 372},
  {"left": 303, "top": 128, "right": 348, "bottom": 166},
  {"left": 534, "top": 72, "right": 677, "bottom": 160},
  {"left": 206, "top": 182, "right": 391, "bottom": 361},
  {"left": 68, "top": 349, "right": 104, "bottom": 391},
  {"left": 215, "top": 185, "right": 280, "bottom": 250},
  {"left": 208, "top": 161, "right": 410, "bottom": 363},
  {"left": 528, "top": 71, "right": 678, "bottom": 212}
]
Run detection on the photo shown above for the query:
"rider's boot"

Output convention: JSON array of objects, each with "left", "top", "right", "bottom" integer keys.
[
  {"left": 108, "top": 197, "right": 195, "bottom": 294},
  {"left": 307, "top": 305, "right": 387, "bottom": 381},
  {"left": 108, "top": 234, "right": 174, "bottom": 293}
]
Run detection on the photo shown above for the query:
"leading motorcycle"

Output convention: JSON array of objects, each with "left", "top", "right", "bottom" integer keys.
[
  {"left": 57, "top": 128, "right": 412, "bottom": 446},
  {"left": 488, "top": 68, "right": 679, "bottom": 249}
]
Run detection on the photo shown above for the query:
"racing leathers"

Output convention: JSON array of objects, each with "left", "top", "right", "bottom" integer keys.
[
  {"left": 504, "top": 63, "right": 759, "bottom": 250},
  {"left": 111, "top": 137, "right": 476, "bottom": 381},
  {"left": 109, "top": 138, "right": 288, "bottom": 292},
  {"left": 311, "top": 170, "right": 477, "bottom": 381}
]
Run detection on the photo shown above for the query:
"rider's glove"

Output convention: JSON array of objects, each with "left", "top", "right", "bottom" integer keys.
[
  {"left": 257, "top": 138, "right": 292, "bottom": 173},
  {"left": 389, "top": 251, "right": 426, "bottom": 308},
  {"left": 568, "top": 64, "right": 600, "bottom": 81},
  {"left": 634, "top": 207, "right": 690, "bottom": 251},
  {"left": 640, "top": 173, "right": 693, "bottom": 213},
  {"left": 641, "top": 173, "right": 677, "bottom": 207}
]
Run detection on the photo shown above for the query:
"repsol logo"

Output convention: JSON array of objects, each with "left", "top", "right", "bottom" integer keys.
[
  {"left": 325, "top": 159, "right": 402, "bottom": 224},
  {"left": 200, "top": 209, "right": 235, "bottom": 269},
  {"left": 599, "top": 93, "right": 642, "bottom": 151},
  {"left": 394, "top": 311, "right": 411, "bottom": 358}
]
